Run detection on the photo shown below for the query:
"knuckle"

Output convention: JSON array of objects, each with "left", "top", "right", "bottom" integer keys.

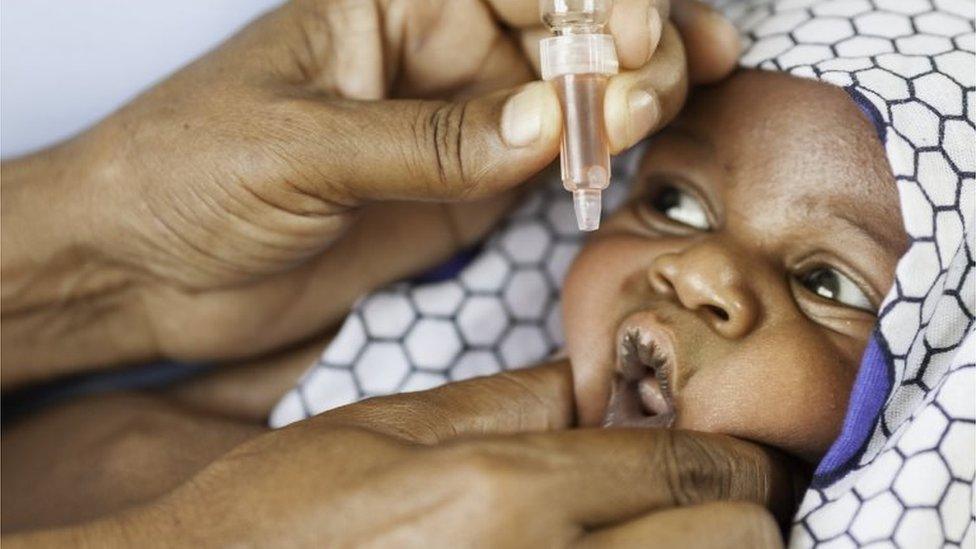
[
  {"left": 325, "top": 395, "right": 450, "bottom": 444},
  {"left": 484, "top": 372, "right": 556, "bottom": 429},
  {"left": 658, "top": 430, "right": 735, "bottom": 505},
  {"left": 443, "top": 444, "right": 523, "bottom": 506},
  {"left": 412, "top": 101, "right": 473, "bottom": 197},
  {"left": 457, "top": 448, "right": 511, "bottom": 484},
  {"left": 653, "top": 26, "right": 688, "bottom": 82}
]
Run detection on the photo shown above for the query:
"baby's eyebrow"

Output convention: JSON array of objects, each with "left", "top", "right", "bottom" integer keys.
[
  {"left": 662, "top": 124, "right": 716, "bottom": 159},
  {"left": 832, "top": 207, "right": 903, "bottom": 253},
  {"left": 834, "top": 212, "right": 880, "bottom": 245}
]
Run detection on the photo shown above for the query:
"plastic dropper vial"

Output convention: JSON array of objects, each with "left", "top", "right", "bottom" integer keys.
[{"left": 540, "top": 0, "right": 618, "bottom": 231}]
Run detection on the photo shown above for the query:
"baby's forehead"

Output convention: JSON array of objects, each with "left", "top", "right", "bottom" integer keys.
[
  {"left": 673, "top": 71, "right": 902, "bottom": 243},
  {"left": 682, "top": 72, "right": 885, "bottom": 178}
]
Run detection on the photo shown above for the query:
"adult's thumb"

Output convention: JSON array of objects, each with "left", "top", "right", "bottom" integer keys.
[{"left": 288, "top": 82, "right": 562, "bottom": 206}]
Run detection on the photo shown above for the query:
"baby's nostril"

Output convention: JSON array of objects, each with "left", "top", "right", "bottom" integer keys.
[{"left": 704, "top": 305, "right": 730, "bottom": 322}]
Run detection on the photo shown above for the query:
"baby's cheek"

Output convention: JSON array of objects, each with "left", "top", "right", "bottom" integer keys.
[
  {"left": 675, "top": 330, "right": 857, "bottom": 462},
  {"left": 562, "top": 235, "right": 645, "bottom": 426}
]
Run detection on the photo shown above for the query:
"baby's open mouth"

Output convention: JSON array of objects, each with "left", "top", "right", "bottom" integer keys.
[{"left": 603, "top": 314, "right": 678, "bottom": 428}]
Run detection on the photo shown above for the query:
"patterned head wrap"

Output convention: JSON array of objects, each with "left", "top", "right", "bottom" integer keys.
[{"left": 271, "top": 1, "right": 974, "bottom": 546}]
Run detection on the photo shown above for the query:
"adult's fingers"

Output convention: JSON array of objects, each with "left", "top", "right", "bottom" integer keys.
[
  {"left": 477, "top": 0, "right": 542, "bottom": 28},
  {"left": 672, "top": 0, "right": 741, "bottom": 84},
  {"left": 517, "top": 0, "right": 738, "bottom": 76},
  {"left": 603, "top": 0, "right": 742, "bottom": 79},
  {"left": 287, "top": 0, "right": 739, "bottom": 204},
  {"left": 515, "top": 0, "right": 739, "bottom": 152},
  {"left": 499, "top": 0, "right": 669, "bottom": 71},
  {"left": 607, "top": 0, "right": 669, "bottom": 69},
  {"left": 276, "top": 83, "right": 562, "bottom": 205},
  {"left": 604, "top": 23, "right": 688, "bottom": 153},
  {"left": 313, "top": 361, "right": 575, "bottom": 443},
  {"left": 576, "top": 501, "right": 783, "bottom": 549},
  {"left": 469, "top": 428, "right": 800, "bottom": 528}
]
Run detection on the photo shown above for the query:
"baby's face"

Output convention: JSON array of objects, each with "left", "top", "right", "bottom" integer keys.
[{"left": 563, "top": 70, "right": 906, "bottom": 462}]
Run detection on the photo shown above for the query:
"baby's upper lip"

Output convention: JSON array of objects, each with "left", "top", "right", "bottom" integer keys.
[{"left": 609, "top": 310, "right": 679, "bottom": 423}]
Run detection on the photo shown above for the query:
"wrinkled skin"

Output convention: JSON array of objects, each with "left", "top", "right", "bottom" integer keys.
[{"left": 3, "top": 363, "right": 795, "bottom": 548}]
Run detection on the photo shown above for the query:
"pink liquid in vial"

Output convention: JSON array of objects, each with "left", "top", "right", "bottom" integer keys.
[{"left": 553, "top": 73, "right": 611, "bottom": 193}]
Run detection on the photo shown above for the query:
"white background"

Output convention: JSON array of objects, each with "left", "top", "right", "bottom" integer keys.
[{"left": 1, "top": 0, "right": 284, "bottom": 159}]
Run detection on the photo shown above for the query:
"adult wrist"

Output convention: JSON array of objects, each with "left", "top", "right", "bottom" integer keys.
[
  {"left": 1, "top": 135, "right": 157, "bottom": 387},
  {"left": 1, "top": 501, "right": 168, "bottom": 548}
]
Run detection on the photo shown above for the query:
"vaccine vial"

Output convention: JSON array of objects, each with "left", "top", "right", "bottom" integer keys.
[{"left": 540, "top": 0, "right": 618, "bottom": 231}]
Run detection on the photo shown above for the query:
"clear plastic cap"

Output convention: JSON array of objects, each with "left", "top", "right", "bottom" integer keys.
[{"left": 539, "top": 34, "right": 618, "bottom": 79}]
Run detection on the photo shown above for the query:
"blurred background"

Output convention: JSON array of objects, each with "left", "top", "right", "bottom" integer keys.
[{"left": 1, "top": 0, "right": 283, "bottom": 159}]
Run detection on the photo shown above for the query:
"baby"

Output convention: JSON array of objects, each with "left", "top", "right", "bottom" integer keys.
[{"left": 563, "top": 69, "right": 904, "bottom": 464}]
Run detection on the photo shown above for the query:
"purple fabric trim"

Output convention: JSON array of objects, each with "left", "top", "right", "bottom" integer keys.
[
  {"left": 411, "top": 246, "right": 481, "bottom": 283},
  {"left": 814, "top": 333, "right": 892, "bottom": 481},
  {"left": 845, "top": 87, "right": 887, "bottom": 145}
]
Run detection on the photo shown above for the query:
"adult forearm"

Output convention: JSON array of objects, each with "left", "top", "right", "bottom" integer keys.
[
  {"left": 4, "top": 522, "right": 114, "bottom": 549},
  {"left": 1, "top": 138, "right": 155, "bottom": 387}
]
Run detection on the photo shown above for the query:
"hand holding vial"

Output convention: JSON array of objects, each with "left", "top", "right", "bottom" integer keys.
[
  {"left": 538, "top": 0, "right": 741, "bottom": 231},
  {"left": 540, "top": 0, "right": 617, "bottom": 231}
]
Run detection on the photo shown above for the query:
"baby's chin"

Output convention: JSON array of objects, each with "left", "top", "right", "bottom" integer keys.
[{"left": 599, "top": 386, "right": 831, "bottom": 465}]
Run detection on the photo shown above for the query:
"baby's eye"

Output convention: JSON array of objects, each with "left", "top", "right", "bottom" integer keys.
[
  {"left": 649, "top": 186, "right": 710, "bottom": 230},
  {"left": 798, "top": 267, "right": 873, "bottom": 311}
]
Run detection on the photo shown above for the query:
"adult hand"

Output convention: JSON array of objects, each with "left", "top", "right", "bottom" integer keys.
[
  {"left": 6, "top": 363, "right": 795, "bottom": 547},
  {"left": 1, "top": 0, "right": 741, "bottom": 384}
]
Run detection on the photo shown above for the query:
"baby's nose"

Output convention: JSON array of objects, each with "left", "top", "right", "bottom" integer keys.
[{"left": 647, "top": 244, "right": 760, "bottom": 339}]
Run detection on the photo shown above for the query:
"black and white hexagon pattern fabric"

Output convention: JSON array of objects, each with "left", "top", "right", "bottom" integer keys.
[{"left": 270, "top": 1, "right": 974, "bottom": 546}]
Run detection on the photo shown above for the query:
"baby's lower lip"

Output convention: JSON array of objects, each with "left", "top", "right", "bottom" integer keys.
[
  {"left": 605, "top": 312, "right": 679, "bottom": 428},
  {"left": 603, "top": 375, "right": 675, "bottom": 428},
  {"left": 638, "top": 376, "right": 671, "bottom": 416}
]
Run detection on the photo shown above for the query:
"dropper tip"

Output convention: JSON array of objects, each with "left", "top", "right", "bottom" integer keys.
[{"left": 573, "top": 189, "right": 602, "bottom": 231}]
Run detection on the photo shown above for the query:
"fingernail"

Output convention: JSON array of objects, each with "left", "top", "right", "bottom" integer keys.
[
  {"left": 502, "top": 83, "right": 545, "bottom": 148},
  {"left": 627, "top": 88, "right": 659, "bottom": 145},
  {"left": 647, "top": 8, "right": 662, "bottom": 61}
]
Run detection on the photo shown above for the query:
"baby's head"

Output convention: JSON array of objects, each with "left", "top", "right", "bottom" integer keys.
[{"left": 563, "top": 70, "right": 907, "bottom": 463}]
